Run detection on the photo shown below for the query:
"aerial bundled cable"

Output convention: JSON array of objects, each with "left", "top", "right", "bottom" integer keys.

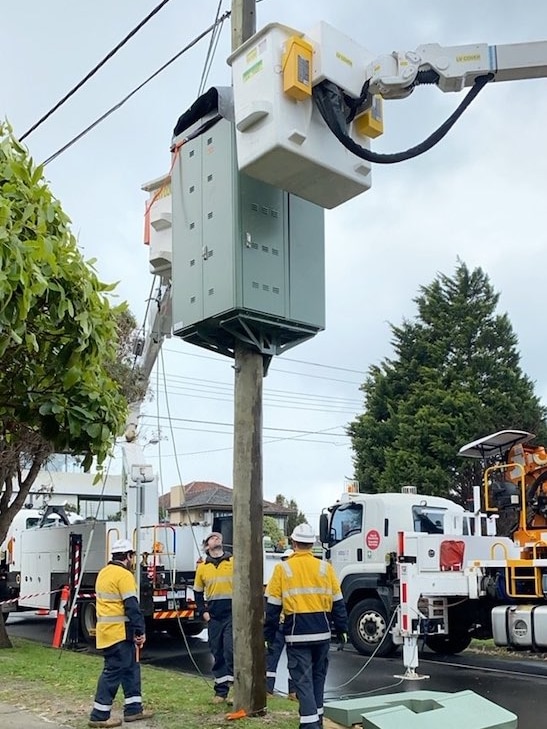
[
  {"left": 42, "top": 11, "right": 230, "bottom": 166},
  {"left": 20, "top": 0, "right": 174, "bottom": 141}
]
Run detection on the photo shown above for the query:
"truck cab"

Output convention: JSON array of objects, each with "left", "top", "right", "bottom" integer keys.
[{"left": 319, "top": 487, "right": 465, "bottom": 656}]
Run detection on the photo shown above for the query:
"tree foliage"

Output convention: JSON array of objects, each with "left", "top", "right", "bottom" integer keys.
[
  {"left": 263, "top": 515, "right": 283, "bottom": 547},
  {"left": 348, "top": 262, "right": 547, "bottom": 506},
  {"left": 105, "top": 309, "right": 148, "bottom": 407},
  {"left": 274, "top": 494, "right": 307, "bottom": 535},
  {"left": 0, "top": 123, "right": 129, "bottom": 646}
]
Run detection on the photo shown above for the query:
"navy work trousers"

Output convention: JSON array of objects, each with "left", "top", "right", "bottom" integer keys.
[
  {"left": 266, "top": 626, "right": 295, "bottom": 695},
  {"left": 287, "top": 641, "right": 330, "bottom": 729},
  {"left": 208, "top": 615, "right": 234, "bottom": 697},
  {"left": 90, "top": 640, "right": 143, "bottom": 722}
]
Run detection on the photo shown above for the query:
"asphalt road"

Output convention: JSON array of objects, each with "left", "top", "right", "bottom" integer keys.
[{"left": 7, "top": 613, "right": 547, "bottom": 728}]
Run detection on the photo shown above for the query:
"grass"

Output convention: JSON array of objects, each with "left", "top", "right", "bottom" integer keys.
[
  {"left": 467, "top": 638, "right": 547, "bottom": 661},
  {"left": 0, "top": 639, "right": 299, "bottom": 729}
]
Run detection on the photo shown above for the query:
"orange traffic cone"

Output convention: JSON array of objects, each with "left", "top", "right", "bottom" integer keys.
[{"left": 52, "top": 585, "right": 70, "bottom": 648}]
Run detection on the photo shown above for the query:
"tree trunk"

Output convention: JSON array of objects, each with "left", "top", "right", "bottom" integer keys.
[
  {"left": 0, "top": 612, "right": 13, "bottom": 649},
  {"left": 0, "top": 450, "right": 48, "bottom": 546}
]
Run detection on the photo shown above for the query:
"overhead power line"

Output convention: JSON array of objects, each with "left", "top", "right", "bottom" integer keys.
[
  {"left": 161, "top": 372, "right": 362, "bottom": 406},
  {"left": 42, "top": 10, "right": 231, "bottom": 166},
  {"left": 198, "top": 0, "right": 224, "bottom": 96},
  {"left": 162, "top": 345, "right": 366, "bottom": 376},
  {"left": 140, "top": 414, "right": 350, "bottom": 437},
  {"left": 20, "top": 0, "right": 174, "bottom": 142}
]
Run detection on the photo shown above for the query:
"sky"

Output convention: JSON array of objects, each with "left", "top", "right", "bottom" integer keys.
[{"left": 3, "top": 1, "right": 547, "bottom": 529}]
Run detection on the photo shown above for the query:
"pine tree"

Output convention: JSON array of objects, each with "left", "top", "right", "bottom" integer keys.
[{"left": 348, "top": 262, "right": 547, "bottom": 505}]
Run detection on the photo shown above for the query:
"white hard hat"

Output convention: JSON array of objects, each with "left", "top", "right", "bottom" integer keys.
[
  {"left": 112, "top": 538, "right": 134, "bottom": 554},
  {"left": 290, "top": 523, "right": 315, "bottom": 543},
  {"left": 282, "top": 548, "right": 294, "bottom": 559},
  {"left": 203, "top": 532, "right": 222, "bottom": 550}
]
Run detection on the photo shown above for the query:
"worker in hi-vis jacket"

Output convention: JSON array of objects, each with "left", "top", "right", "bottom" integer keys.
[
  {"left": 265, "top": 524, "right": 348, "bottom": 729},
  {"left": 89, "top": 539, "right": 154, "bottom": 728},
  {"left": 194, "top": 531, "right": 234, "bottom": 705}
]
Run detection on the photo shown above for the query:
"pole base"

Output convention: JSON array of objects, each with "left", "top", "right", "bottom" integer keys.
[{"left": 394, "top": 667, "right": 430, "bottom": 681}]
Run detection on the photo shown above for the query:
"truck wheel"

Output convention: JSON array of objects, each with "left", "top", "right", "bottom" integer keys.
[
  {"left": 425, "top": 632, "right": 471, "bottom": 655},
  {"left": 348, "top": 598, "right": 395, "bottom": 657},
  {"left": 79, "top": 601, "right": 97, "bottom": 646}
]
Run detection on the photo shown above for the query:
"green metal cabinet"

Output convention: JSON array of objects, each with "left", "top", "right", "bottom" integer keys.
[{"left": 171, "top": 117, "right": 325, "bottom": 357}]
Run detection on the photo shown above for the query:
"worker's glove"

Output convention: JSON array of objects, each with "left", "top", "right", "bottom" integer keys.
[
  {"left": 264, "top": 640, "right": 273, "bottom": 653},
  {"left": 336, "top": 633, "right": 348, "bottom": 651}
]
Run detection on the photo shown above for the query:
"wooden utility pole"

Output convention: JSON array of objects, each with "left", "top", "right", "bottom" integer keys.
[
  {"left": 231, "top": 0, "right": 256, "bottom": 53},
  {"left": 230, "top": 0, "right": 265, "bottom": 716}
]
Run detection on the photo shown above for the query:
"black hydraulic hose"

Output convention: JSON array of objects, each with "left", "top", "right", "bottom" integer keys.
[{"left": 312, "top": 73, "right": 494, "bottom": 165}]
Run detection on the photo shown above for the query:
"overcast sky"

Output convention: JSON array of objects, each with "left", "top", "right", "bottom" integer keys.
[{"left": 3, "top": 1, "right": 547, "bottom": 527}]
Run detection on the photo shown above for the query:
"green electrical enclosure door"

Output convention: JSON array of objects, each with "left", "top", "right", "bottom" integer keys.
[
  {"left": 239, "top": 174, "right": 286, "bottom": 319},
  {"left": 171, "top": 119, "right": 237, "bottom": 328},
  {"left": 171, "top": 117, "right": 325, "bottom": 356}
]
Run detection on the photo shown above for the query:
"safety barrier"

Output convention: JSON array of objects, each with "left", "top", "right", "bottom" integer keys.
[
  {"left": 52, "top": 585, "right": 70, "bottom": 648},
  {"left": 0, "top": 588, "right": 94, "bottom": 608},
  {"left": 0, "top": 588, "right": 62, "bottom": 607}
]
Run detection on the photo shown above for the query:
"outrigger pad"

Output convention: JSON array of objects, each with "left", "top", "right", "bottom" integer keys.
[{"left": 324, "top": 690, "right": 517, "bottom": 729}]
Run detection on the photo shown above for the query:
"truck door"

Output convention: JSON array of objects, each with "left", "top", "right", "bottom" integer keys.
[{"left": 326, "top": 502, "right": 364, "bottom": 573}]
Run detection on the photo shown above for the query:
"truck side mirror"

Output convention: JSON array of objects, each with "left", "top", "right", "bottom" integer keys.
[{"left": 319, "top": 513, "right": 329, "bottom": 544}]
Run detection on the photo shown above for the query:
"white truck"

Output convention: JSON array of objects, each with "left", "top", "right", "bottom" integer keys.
[
  {"left": 0, "top": 505, "right": 84, "bottom": 622},
  {"left": 0, "top": 421, "right": 213, "bottom": 642},
  {"left": 320, "top": 430, "right": 547, "bottom": 674},
  {"left": 2, "top": 503, "right": 211, "bottom": 642},
  {"left": 319, "top": 486, "right": 483, "bottom": 657}
]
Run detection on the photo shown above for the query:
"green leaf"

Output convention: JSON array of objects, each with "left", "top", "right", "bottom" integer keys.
[
  {"left": 63, "top": 366, "right": 81, "bottom": 389},
  {"left": 86, "top": 423, "right": 102, "bottom": 439}
]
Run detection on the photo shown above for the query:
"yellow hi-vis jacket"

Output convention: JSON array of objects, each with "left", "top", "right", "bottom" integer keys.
[
  {"left": 264, "top": 551, "right": 348, "bottom": 644},
  {"left": 194, "top": 553, "right": 233, "bottom": 620},
  {"left": 95, "top": 561, "right": 145, "bottom": 649}
]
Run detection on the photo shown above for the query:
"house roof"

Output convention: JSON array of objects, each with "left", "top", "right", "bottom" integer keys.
[{"left": 162, "top": 481, "right": 294, "bottom": 516}]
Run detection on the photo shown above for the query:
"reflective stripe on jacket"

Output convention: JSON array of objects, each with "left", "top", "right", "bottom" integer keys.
[
  {"left": 95, "top": 561, "right": 145, "bottom": 649},
  {"left": 264, "top": 551, "right": 348, "bottom": 644},
  {"left": 194, "top": 553, "right": 233, "bottom": 620}
]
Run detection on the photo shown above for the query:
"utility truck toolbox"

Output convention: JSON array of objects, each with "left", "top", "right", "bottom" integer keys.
[{"left": 228, "top": 23, "right": 373, "bottom": 209}]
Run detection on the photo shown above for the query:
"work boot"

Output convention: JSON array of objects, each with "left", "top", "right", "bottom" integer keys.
[
  {"left": 212, "top": 695, "right": 233, "bottom": 705},
  {"left": 124, "top": 710, "right": 155, "bottom": 722},
  {"left": 88, "top": 719, "right": 122, "bottom": 728},
  {"left": 288, "top": 692, "right": 298, "bottom": 701}
]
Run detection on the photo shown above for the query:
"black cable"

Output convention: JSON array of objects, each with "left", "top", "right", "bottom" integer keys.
[
  {"left": 20, "top": 0, "right": 174, "bottom": 142},
  {"left": 312, "top": 73, "right": 494, "bottom": 165},
  {"left": 42, "top": 11, "right": 230, "bottom": 166}
]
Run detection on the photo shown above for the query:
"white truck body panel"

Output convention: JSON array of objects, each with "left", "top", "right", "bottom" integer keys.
[{"left": 19, "top": 522, "right": 109, "bottom": 609}]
